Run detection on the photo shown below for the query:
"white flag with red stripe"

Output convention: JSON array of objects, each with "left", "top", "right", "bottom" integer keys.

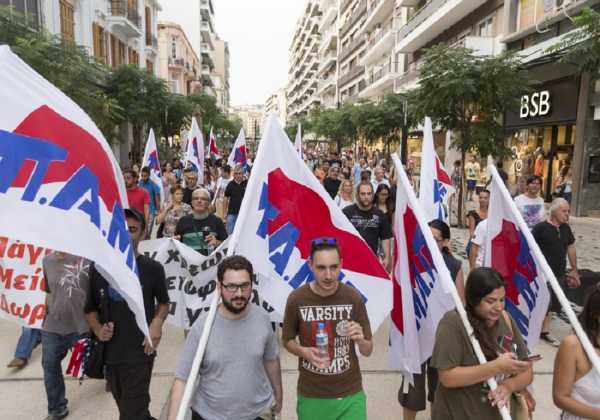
[
  {"left": 419, "top": 117, "right": 455, "bottom": 223},
  {"left": 484, "top": 165, "right": 550, "bottom": 349},
  {"left": 141, "top": 128, "right": 164, "bottom": 202},
  {"left": 390, "top": 154, "right": 456, "bottom": 375},
  {"left": 185, "top": 117, "right": 204, "bottom": 185},
  {"left": 208, "top": 127, "right": 221, "bottom": 160},
  {"left": 231, "top": 115, "right": 393, "bottom": 332}
]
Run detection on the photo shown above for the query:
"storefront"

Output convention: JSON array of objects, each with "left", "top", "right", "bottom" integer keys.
[{"left": 504, "top": 74, "right": 580, "bottom": 201}]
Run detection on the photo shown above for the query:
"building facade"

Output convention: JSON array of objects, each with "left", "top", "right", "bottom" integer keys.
[
  {"left": 213, "top": 37, "right": 231, "bottom": 110},
  {"left": 230, "top": 104, "right": 264, "bottom": 147},
  {"left": 316, "top": 0, "right": 338, "bottom": 108},
  {"left": 157, "top": 21, "right": 201, "bottom": 95},
  {"left": 287, "top": 0, "right": 322, "bottom": 120},
  {"left": 264, "top": 88, "right": 288, "bottom": 126}
]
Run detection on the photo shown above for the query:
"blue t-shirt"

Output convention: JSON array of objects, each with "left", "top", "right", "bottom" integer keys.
[{"left": 139, "top": 179, "right": 160, "bottom": 215}]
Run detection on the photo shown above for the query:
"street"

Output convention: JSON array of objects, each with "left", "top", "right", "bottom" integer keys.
[{"left": 1, "top": 216, "right": 598, "bottom": 419}]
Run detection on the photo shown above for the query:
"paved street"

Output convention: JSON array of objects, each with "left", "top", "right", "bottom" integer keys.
[{"left": 0, "top": 216, "right": 598, "bottom": 420}]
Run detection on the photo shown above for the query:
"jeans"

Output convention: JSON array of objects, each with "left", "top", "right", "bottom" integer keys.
[
  {"left": 14, "top": 327, "right": 41, "bottom": 360},
  {"left": 226, "top": 214, "right": 238, "bottom": 235},
  {"left": 41, "top": 331, "right": 81, "bottom": 415}
]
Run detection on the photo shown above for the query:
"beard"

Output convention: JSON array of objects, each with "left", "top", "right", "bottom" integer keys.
[{"left": 222, "top": 296, "right": 249, "bottom": 314}]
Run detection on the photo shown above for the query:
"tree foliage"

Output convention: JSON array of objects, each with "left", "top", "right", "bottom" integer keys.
[{"left": 548, "top": 7, "right": 600, "bottom": 79}]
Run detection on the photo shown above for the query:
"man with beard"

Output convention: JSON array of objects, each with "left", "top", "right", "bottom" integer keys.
[
  {"left": 343, "top": 182, "right": 392, "bottom": 272},
  {"left": 168, "top": 256, "right": 282, "bottom": 420},
  {"left": 124, "top": 169, "right": 150, "bottom": 225}
]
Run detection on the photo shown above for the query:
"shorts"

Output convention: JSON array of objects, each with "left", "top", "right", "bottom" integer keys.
[
  {"left": 466, "top": 179, "right": 477, "bottom": 190},
  {"left": 398, "top": 360, "right": 438, "bottom": 411},
  {"left": 297, "top": 390, "right": 366, "bottom": 420}
]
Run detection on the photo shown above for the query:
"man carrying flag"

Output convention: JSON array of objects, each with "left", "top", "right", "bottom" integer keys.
[{"left": 208, "top": 128, "right": 221, "bottom": 160}]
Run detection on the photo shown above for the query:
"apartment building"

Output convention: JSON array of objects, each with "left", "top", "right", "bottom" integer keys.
[
  {"left": 38, "top": 0, "right": 161, "bottom": 74},
  {"left": 264, "top": 88, "right": 288, "bottom": 126},
  {"left": 287, "top": 0, "right": 322, "bottom": 120},
  {"left": 198, "top": 0, "right": 217, "bottom": 98},
  {"left": 501, "top": 0, "right": 600, "bottom": 216},
  {"left": 157, "top": 21, "right": 201, "bottom": 95},
  {"left": 230, "top": 105, "right": 264, "bottom": 147},
  {"left": 213, "top": 37, "right": 231, "bottom": 110},
  {"left": 337, "top": 0, "right": 368, "bottom": 103},
  {"left": 316, "top": 0, "right": 338, "bottom": 108}
]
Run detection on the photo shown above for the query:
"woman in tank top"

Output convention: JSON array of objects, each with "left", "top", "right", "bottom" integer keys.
[{"left": 553, "top": 284, "right": 600, "bottom": 419}]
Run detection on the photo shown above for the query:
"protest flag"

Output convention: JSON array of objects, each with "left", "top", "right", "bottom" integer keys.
[
  {"left": 485, "top": 165, "right": 600, "bottom": 374},
  {"left": 227, "top": 128, "right": 249, "bottom": 172},
  {"left": 141, "top": 128, "right": 164, "bottom": 203},
  {"left": 208, "top": 127, "right": 221, "bottom": 160},
  {"left": 391, "top": 155, "right": 511, "bottom": 419},
  {"left": 0, "top": 46, "right": 149, "bottom": 338},
  {"left": 418, "top": 117, "right": 454, "bottom": 223},
  {"left": 185, "top": 117, "right": 204, "bottom": 185}
]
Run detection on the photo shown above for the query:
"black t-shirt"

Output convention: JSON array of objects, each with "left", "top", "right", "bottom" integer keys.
[
  {"left": 342, "top": 204, "right": 392, "bottom": 254},
  {"left": 323, "top": 177, "right": 342, "bottom": 199},
  {"left": 532, "top": 221, "right": 575, "bottom": 277},
  {"left": 175, "top": 214, "right": 227, "bottom": 255},
  {"left": 183, "top": 187, "right": 195, "bottom": 206},
  {"left": 224, "top": 180, "right": 247, "bottom": 215},
  {"left": 84, "top": 256, "right": 169, "bottom": 365},
  {"left": 442, "top": 252, "right": 462, "bottom": 283}
]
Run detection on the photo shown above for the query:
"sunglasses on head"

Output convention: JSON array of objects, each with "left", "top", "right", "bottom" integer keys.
[{"left": 311, "top": 237, "right": 338, "bottom": 247}]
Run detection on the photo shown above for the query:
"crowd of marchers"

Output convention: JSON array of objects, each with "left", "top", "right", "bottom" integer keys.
[{"left": 5, "top": 149, "right": 600, "bottom": 420}]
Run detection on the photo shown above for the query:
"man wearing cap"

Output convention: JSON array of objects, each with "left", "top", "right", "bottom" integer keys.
[
  {"left": 85, "top": 208, "right": 170, "bottom": 420},
  {"left": 282, "top": 237, "right": 373, "bottom": 420}
]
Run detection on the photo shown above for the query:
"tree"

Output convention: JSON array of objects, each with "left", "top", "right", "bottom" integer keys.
[
  {"left": 309, "top": 104, "right": 358, "bottom": 153},
  {"left": 409, "top": 44, "right": 528, "bottom": 225},
  {"left": 548, "top": 7, "right": 600, "bottom": 79}
]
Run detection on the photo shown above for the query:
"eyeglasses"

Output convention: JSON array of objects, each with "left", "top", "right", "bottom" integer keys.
[
  {"left": 311, "top": 237, "right": 338, "bottom": 247},
  {"left": 221, "top": 282, "right": 251, "bottom": 292}
]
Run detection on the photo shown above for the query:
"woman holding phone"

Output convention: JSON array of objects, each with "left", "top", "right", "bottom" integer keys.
[
  {"left": 430, "top": 267, "right": 534, "bottom": 419},
  {"left": 553, "top": 285, "right": 600, "bottom": 419}
]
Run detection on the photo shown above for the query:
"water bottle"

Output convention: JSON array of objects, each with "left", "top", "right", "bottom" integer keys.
[{"left": 315, "top": 322, "right": 329, "bottom": 366}]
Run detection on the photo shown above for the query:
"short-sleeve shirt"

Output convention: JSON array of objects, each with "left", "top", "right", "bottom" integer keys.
[
  {"left": 532, "top": 221, "right": 575, "bottom": 277},
  {"left": 139, "top": 179, "right": 161, "bottom": 215},
  {"left": 224, "top": 180, "right": 247, "bottom": 215},
  {"left": 430, "top": 310, "right": 528, "bottom": 420},
  {"left": 127, "top": 186, "right": 150, "bottom": 215},
  {"left": 281, "top": 283, "right": 372, "bottom": 399},
  {"left": 43, "top": 253, "right": 90, "bottom": 335},
  {"left": 471, "top": 219, "right": 488, "bottom": 267},
  {"left": 175, "top": 305, "right": 278, "bottom": 420},
  {"left": 342, "top": 204, "right": 392, "bottom": 254},
  {"left": 162, "top": 203, "right": 192, "bottom": 238},
  {"left": 175, "top": 214, "right": 227, "bottom": 255},
  {"left": 514, "top": 194, "right": 545, "bottom": 229},
  {"left": 84, "top": 256, "right": 169, "bottom": 365}
]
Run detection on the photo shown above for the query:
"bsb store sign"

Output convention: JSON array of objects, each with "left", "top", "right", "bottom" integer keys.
[{"left": 505, "top": 78, "right": 578, "bottom": 129}]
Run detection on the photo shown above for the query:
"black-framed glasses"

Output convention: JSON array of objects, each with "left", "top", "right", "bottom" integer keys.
[
  {"left": 221, "top": 282, "right": 251, "bottom": 292},
  {"left": 311, "top": 237, "right": 338, "bottom": 247}
]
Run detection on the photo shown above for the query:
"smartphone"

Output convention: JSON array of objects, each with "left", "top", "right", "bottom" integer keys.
[{"left": 523, "top": 354, "right": 542, "bottom": 362}]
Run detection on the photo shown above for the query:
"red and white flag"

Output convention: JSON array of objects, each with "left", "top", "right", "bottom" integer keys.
[
  {"left": 141, "top": 128, "right": 164, "bottom": 202},
  {"left": 231, "top": 115, "right": 393, "bottom": 332},
  {"left": 484, "top": 165, "right": 550, "bottom": 349},
  {"left": 185, "top": 117, "right": 204, "bottom": 185},
  {"left": 0, "top": 46, "right": 149, "bottom": 337},
  {"left": 208, "top": 127, "right": 221, "bottom": 160},
  {"left": 390, "top": 154, "right": 456, "bottom": 376},
  {"left": 419, "top": 117, "right": 454, "bottom": 223}
]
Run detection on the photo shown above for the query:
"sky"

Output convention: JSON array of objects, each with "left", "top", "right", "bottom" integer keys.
[{"left": 158, "top": 0, "right": 307, "bottom": 107}]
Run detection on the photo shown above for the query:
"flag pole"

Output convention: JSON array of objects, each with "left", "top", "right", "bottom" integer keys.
[
  {"left": 487, "top": 165, "right": 600, "bottom": 376},
  {"left": 175, "top": 117, "right": 274, "bottom": 420},
  {"left": 392, "top": 154, "right": 512, "bottom": 420}
]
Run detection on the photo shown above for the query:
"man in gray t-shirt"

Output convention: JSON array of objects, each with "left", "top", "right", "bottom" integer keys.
[
  {"left": 41, "top": 252, "right": 90, "bottom": 420},
  {"left": 168, "top": 256, "right": 282, "bottom": 420}
]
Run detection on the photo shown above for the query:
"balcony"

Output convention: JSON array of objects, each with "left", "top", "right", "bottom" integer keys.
[
  {"left": 200, "top": 0, "right": 215, "bottom": 18},
  {"left": 395, "top": 0, "right": 487, "bottom": 53},
  {"left": 361, "top": 18, "right": 397, "bottom": 65},
  {"left": 340, "top": 0, "right": 367, "bottom": 38},
  {"left": 317, "top": 51, "right": 336, "bottom": 75},
  {"left": 319, "top": 24, "right": 338, "bottom": 55},
  {"left": 319, "top": 3, "right": 337, "bottom": 32},
  {"left": 317, "top": 76, "right": 336, "bottom": 95},
  {"left": 201, "top": 50, "right": 215, "bottom": 69},
  {"left": 201, "top": 73, "right": 213, "bottom": 86},
  {"left": 339, "top": 36, "right": 365, "bottom": 62},
  {"left": 363, "top": 0, "right": 396, "bottom": 34},
  {"left": 107, "top": 1, "right": 142, "bottom": 38},
  {"left": 394, "top": 58, "right": 423, "bottom": 92},
  {"left": 462, "top": 35, "right": 499, "bottom": 56},
  {"left": 168, "top": 57, "right": 185, "bottom": 68},
  {"left": 201, "top": 42, "right": 212, "bottom": 53},
  {"left": 360, "top": 60, "right": 399, "bottom": 98},
  {"left": 339, "top": 65, "right": 365, "bottom": 87}
]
